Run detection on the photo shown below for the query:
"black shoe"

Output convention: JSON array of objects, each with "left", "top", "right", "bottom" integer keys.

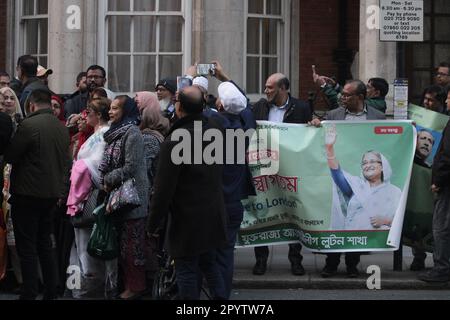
[
  {"left": 252, "top": 259, "right": 267, "bottom": 275},
  {"left": 410, "top": 258, "right": 425, "bottom": 271},
  {"left": 291, "top": 262, "right": 305, "bottom": 276},
  {"left": 321, "top": 265, "right": 337, "bottom": 278},
  {"left": 346, "top": 266, "right": 359, "bottom": 278},
  {"left": 418, "top": 269, "right": 450, "bottom": 283}
]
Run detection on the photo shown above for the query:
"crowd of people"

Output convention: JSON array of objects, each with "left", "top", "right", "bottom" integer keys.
[{"left": 0, "top": 54, "right": 450, "bottom": 300}]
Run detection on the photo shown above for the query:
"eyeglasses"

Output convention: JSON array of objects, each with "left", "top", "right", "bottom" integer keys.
[
  {"left": 361, "top": 160, "right": 382, "bottom": 166},
  {"left": 436, "top": 72, "right": 449, "bottom": 77}
]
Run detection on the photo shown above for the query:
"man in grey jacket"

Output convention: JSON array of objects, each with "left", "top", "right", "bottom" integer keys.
[
  {"left": 310, "top": 80, "right": 385, "bottom": 278},
  {"left": 4, "top": 89, "right": 70, "bottom": 300}
]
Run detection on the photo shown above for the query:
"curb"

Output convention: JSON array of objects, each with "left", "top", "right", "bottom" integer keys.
[{"left": 233, "top": 272, "right": 450, "bottom": 290}]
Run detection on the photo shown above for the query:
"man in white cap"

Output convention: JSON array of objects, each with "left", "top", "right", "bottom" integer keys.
[{"left": 208, "top": 62, "right": 257, "bottom": 299}]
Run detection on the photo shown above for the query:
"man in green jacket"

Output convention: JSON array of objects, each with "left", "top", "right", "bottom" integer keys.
[
  {"left": 313, "top": 67, "right": 389, "bottom": 113},
  {"left": 4, "top": 89, "right": 70, "bottom": 300}
]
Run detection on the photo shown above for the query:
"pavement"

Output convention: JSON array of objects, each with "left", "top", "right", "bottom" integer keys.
[{"left": 233, "top": 245, "right": 450, "bottom": 290}]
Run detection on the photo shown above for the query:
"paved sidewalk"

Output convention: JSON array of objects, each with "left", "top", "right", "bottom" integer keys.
[{"left": 233, "top": 245, "right": 450, "bottom": 290}]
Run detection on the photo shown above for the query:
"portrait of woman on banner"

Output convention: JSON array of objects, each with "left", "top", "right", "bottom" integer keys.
[{"left": 325, "top": 125, "right": 402, "bottom": 231}]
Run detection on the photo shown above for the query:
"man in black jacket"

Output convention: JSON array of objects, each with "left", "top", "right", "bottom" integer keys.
[
  {"left": 17, "top": 55, "right": 49, "bottom": 116},
  {"left": 418, "top": 118, "right": 450, "bottom": 283},
  {"left": 4, "top": 89, "right": 70, "bottom": 300},
  {"left": 251, "top": 73, "right": 312, "bottom": 276},
  {"left": 147, "top": 86, "right": 227, "bottom": 300}
]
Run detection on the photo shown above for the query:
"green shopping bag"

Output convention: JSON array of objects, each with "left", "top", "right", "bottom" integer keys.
[{"left": 87, "top": 203, "right": 119, "bottom": 260}]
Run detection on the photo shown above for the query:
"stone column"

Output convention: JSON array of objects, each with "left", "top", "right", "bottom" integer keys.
[
  {"left": 47, "top": 0, "right": 88, "bottom": 94},
  {"left": 359, "top": 0, "right": 397, "bottom": 113},
  {"left": 202, "top": 0, "right": 245, "bottom": 94}
]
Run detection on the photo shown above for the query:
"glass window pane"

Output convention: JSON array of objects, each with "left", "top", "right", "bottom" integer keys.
[
  {"left": 248, "top": 0, "right": 264, "bottom": 14},
  {"left": 411, "top": 71, "right": 431, "bottom": 104},
  {"left": 262, "top": 57, "right": 277, "bottom": 89},
  {"left": 412, "top": 44, "right": 430, "bottom": 68},
  {"left": 435, "top": 17, "right": 450, "bottom": 42},
  {"left": 159, "top": 0, "right": 181, "bottom": 12},
  {"left": 159, "top": 16, "right": 183, "bottom": 52},
  {"left": 108, "top": 16, "right": 131, "bottom": 52},
  {"left": 24, "top": 20, "right": 38, "bottom": 54},
  {"left": 108, "top": 55, "right": 131, "bottom": 92},
  {"left": 134, "top": 56, "right": 157, "bottom": 92},
  {"left": 247, "top": 18, "right": 260, "bottom": 54},
  {"left": 262, "top": 19, "right": 278, "bottom": 55},
  {"left": 37, "top": 0, "right": 48, "bottom": 14},
  {"left": 159, "top": 55, "right": 182, "bottom": 80},
  {"left": 267, "top": 0, "right": 281, "bottom": 15},
  {"left": 108, "top": 0, "right": 130, "bottom": 11},
  {"left": 39, "top": 19, "right": 48, "bottom": 54},
  {"left": 246, "top": 57, "right": 260, "bottom": 94},
  {"left": 134, "top": 0, "right": 156, "bottom": 11},
  {"left": 23, "top": 0, "right": 34, "bottom": 15},
  {"left": 435, "top": 0, "right": 450, "bottom": 14},
  {"left": 435, "top": 45, "right": 450, "bottom": 67},
  {"left": 134, "top": 16, "right": 157, "bottom": 52},
  {"left": 39, "top": 57, "right": 47, "bottom": 68}
]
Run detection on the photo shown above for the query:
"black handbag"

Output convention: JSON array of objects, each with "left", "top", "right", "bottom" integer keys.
[
  {"left": 106, "top": 178, "right": 141, "bottom": 214},
  {"left": 71, "top": 189, "right": 99, "bottom": 228}
]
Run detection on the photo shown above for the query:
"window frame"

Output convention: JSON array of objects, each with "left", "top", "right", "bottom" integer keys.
[
  {"left": 14, "top": 0, "right": 49, "bottom": 66},
  {"left": 98, "top": 0, "right": 192, "bottom": 95},
  {"left": 405, "top": 0, "right": 450, "bottom": 104},
  {"left": 244, "top": 0, "right": 291, "bottom": 102}
]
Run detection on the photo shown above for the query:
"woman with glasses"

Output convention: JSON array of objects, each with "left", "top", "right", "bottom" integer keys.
[{"left": 325, "top": 125, "right": 402, "bottom": 231}]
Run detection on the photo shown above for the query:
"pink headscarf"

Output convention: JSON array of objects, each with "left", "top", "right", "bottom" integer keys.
[{"left": 135, "top": 91, "right": 159, "bottom": 114}]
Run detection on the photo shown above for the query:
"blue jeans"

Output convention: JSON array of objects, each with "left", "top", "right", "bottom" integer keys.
[
  {"left": 216, "top": 202, "right": 244, "bottom": 299},
  {"left": 174, "top": 250, "right": 226, "bottom": 300}
]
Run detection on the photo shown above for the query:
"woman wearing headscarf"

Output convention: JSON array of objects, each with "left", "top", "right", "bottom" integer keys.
[
  {"left": 139, "top": 102, "right": 169, "bottom": 288},
  {"left": 135, "top": 91, "right": 159, "bottom": 115},
  {"left": 51, "top": 95, "right": 66, "bottom": 125},
  {"left": 99, "top": 96, "right": 149, "bottom": 300}
]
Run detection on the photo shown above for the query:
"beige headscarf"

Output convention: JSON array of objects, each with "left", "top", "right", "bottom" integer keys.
[
  {"left": 140, "top": 106, "right": 170, "bottom": 143},
  {"left": 136, "top": 91, "right": 159, "bottom": 114}
]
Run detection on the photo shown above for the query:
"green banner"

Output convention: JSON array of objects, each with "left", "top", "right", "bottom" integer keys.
[
  {"left": 403, "top": 105, "right": 450, "bottom": 252},
  {"left": 238, "top": 121, "right": 416, "bottom": 252}
]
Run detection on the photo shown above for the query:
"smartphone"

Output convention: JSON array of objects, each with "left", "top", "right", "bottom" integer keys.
[
  {"left": 197, "top": 64, "right": 215, "bottom": 76},
  {"left": 177, "top": 76, "right": 192, "bottom": 91}
]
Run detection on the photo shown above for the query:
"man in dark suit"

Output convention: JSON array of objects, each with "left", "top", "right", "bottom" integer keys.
[
  {"left": 147, "top": 85, "right": 227, "bottom": 300},
  {"left": 251, "top": 73, "right": 312, "bottom": 276}
]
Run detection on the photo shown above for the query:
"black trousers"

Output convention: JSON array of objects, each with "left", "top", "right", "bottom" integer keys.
[
  {"left": 325, "top": 252, "right": 361, "bottom": 269},
  {"left": 254, "top": 244, "right": 303, "bottom": 264},
  {"left": 11, "top": 195, "right": 58, "bottom": 300}
]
